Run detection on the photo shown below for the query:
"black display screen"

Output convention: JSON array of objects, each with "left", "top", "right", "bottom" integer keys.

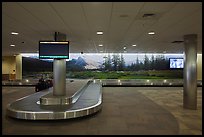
[{"left": 39, "top": 41, "right": 69, "bottom": 59}]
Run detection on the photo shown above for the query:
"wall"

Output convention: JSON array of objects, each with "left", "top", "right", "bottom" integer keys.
[
  {"left": 16, "top": 54, "right": 22, "bottom": 80},
  {"left": 2, "top": 56, "right": 16, "bottom": 74},
  {"left": 197, "top": 54, "right": 202, "bottom": 80}
]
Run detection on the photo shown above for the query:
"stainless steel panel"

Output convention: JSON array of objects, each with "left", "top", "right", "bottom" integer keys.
[{"left": 40, "top": 97, "right": 72, "bottom": 105}]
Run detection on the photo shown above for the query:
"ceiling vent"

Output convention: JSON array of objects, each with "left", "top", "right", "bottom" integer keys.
[
  {"left": 171, "top": 41, "right": 184, "bottom": 44},
  {"left": 135, "top": 12, "right": 162, "bottom": 20},
  {"left": 142, "top": 13, "right": 155, "bottom": 18}
]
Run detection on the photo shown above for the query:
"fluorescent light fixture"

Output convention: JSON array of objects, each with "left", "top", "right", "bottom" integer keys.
[
  {"left": 21, "top": 53, "right": 39, "bottom": 58},
  {"left": 148, "top": 31, "right": 155, "bottom": 35},
  {"left": 97, "top": 31, "right": 103, "bottom": 35},
  {"left": 132, "top": 45, "right": 137, "bottom": 47},
  {"left": 11, "top": 32, "right": 19, "bottom": 35},
  {"left": 123, "top": 46, "right": 126, "bottom": 49},
  {"left": 10, "top": 44, "right": 15, "bottom": 47},
  {"left": 40, "top": 56, "right": 68, "bottom": 58},
  {"left": 40, "top": 41, "right": 68, "bottom": 44},
  {"left": 21, "top": 53, "right": 38, "bottom": 56},
  {"left": 99, "top": 44, "right": 103, "bottom": 47}
]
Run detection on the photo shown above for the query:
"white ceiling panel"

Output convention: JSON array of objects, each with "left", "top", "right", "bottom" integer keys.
[
  {"left": 82, "top": 2, "right": 112, "bottom": 31},
  {"left": 140, "top": 2, "right": 177, "bottom": 13},
  {"left": 108, "top": 2, "right": 144, "bottom": 48},
  {"left": 2, "top": 3, "right": 50, "bottom": 33},
  {"left": 50, "top": 2, "right": 89, "bottom": 37},
  {"left": 150, "top": 2, "right": 201, "bottom": 34},
  {"left": 112, "top": 2, "right": 144, "bottom": 14},
  {"left": 18, "top": 2, "right": 70, "bottom": 34},
  {"left": 2, "top": 2, "right": 202, "bottom": 56}
]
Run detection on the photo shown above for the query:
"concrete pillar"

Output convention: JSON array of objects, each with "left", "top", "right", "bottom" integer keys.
[
  {"left": 183, "top": 34, "right": 197, "bottom": 110},
  {"left": 15, "top": 54, "right": 22, "bottom": 80},
  {"left": 53, "top": 32, "right": 67, "bottom": 96},
  {"left": 53, "top": 59, "right": 66, "bottom": 96}
]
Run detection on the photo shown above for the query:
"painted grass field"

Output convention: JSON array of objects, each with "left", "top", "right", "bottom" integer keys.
[
  {"left": 67, "top": 70, "right": 183, "bottom": 79},
  {"left": 23, "top": 70, "right": 183, "bottom": 80}
]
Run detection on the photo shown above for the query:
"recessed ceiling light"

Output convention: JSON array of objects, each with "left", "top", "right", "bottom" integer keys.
[
  {"left": 99, "top": 44, "right": 103, "bottom": 47},
  {"left": 97, "top": 31, "right": 103, "bottom": 35},
  {"left": 11, "top": 32, "right": 19, "bottom": 35},
  {"left": 10, "top": 44, "right": 15, "bottom": 47},
  {"left": 148, "top": 31, "right": 155, "bottom": 35},
  {"left": 132, "top": 45, "right": 137, "bottom": 47},
  {"left": 123, "top": 46, "right": 126, "bottom": 49}
]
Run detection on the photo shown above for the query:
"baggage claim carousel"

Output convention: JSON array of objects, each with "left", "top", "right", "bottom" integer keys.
[
  {"left": 5, "top": 79, "right": 102, "bottom": 120},
  {"left": 3, "top": 79, "right": 202, "bottom": 120}
]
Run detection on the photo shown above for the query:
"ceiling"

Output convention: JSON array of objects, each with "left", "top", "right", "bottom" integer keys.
[{"left": 2, "top": 2, "right": 202, "bottom": 56}]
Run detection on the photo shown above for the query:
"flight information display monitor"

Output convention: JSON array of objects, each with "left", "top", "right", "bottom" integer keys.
[
  {"left": 39, "top": 41, "right": 69, "bottom": 59},
  {"left": 169, "top": 58, "right": 184, "bottom": 69}
]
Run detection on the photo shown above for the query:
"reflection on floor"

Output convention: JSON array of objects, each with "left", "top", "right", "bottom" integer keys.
[{"left": 2, "top": 86, "right": 202, "bottom": 135}]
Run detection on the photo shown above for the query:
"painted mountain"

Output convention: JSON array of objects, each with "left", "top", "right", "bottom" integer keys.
[
  {"left": 67, "top": 56, "right": 102, "bottom": 70},
  {"left": 23, "top": 56, "right": 102, "bottom": 72},
  {"left": 66, "top": 57, "right": 87, "bottom": 71},
  {"left": 82, "top": 56, "right": 102, "bottom": 69}
]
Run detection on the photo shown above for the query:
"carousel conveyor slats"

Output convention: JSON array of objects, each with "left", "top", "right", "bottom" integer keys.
[{"left": 6, "top": 81, "right": 102, "bottom": 120}]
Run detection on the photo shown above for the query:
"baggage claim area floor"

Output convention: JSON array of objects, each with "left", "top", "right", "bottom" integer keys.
[{"left": 2, "top": 79, "right": 202, "bottom": 135}]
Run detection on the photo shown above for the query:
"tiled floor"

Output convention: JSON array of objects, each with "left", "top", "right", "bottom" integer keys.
[
  {"left": 137, "top": 87, "right": 202, "bottom": 135},
  {"left": 2, "top": 86, "right": 202, "bottom": 135}
]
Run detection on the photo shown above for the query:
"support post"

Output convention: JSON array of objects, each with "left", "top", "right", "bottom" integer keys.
[
  {"left": 183, "top": 34, "right": 197, "bottom": 110},
  {"left": 53, "top": 32, "right": 67, "bottom": 96},
  {"left": 53, "top": 59, "right": 66, "bottom": 96}
]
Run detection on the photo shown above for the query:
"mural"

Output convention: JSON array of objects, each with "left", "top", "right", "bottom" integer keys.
[
  {"left": 66, "top": 53, "right": 183, "bottom": 71},
  {"left": 22, "top": 53, "right": 184, "bottom": 79}
]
